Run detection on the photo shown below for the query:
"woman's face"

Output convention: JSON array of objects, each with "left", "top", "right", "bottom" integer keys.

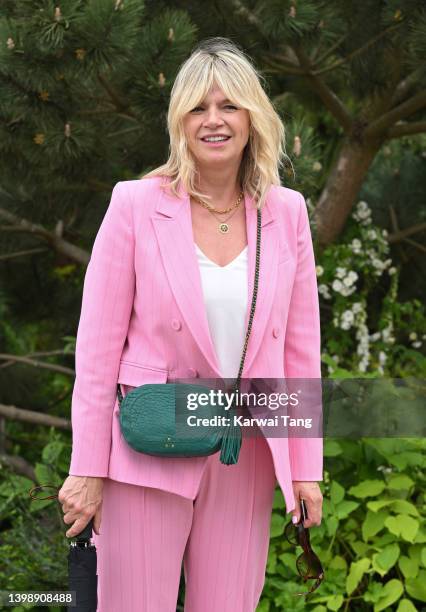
[{"left": 182, "top": 84, "right": 250, "bottom": 172}]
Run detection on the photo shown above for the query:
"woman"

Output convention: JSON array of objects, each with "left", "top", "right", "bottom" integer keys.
[{"left": 58, "top": 37, "right": 323, "bottom": 611}]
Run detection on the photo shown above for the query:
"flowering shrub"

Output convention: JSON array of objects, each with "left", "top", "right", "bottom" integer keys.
[{"left": 314, "top": 200, "right": 426, "bottom": 377}]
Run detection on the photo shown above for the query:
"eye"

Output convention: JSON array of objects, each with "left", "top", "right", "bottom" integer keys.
[
  {"left": 224, "top": 105, "right": 238, "bottom": 110},
  {"left": 190, "top": 106, "right": 203, "bottom": 113}
]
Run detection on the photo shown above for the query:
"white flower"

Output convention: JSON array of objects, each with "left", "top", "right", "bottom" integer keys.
[
  {"left": 370, "top": 332, "right": 381, "bottom": 341},
  {"left": 312, "top": 161, "right": 322, "bottom": 172},
  {"left": 372, "top": 259, "right": 384, "bottom": 269},
  {"left": 379, "top": 351, "right": 387, "bottom": 364},
  {"left": 382, "top": 229, "right": 388, "bottom": 237},
  {"left": 341, "top": 286, "right": 356, "bottom": 296},
  {"left": 332, "top": 279, "right": 343, "bottom": 292},
  {"left": 352, "top": 302, "right": 363, "bottom": 314},
  {"left": 388, "top": 267, "right": 397, "bottom": 275},
  {"left": 343, "top": 271, "right": 358, "bottom": 287},
  {"left": 358, "top": 360, "right": 368, "bottom": 372},
  {"left": 367, "top": 230, "right": 377, "bottom": 240},
  {"left": 316, "top": 265, "right": 324, "bottom": 277},
  {"left": 342, "top": 310, "right": 354, "bottom": 321},
  {"left": 357, "top": 201, "right": 370, "bottom": 212},
  {"left": 336, "top": 267, "right": 346, "bottom": 279},
  {"left": 350, "top": 239, "right": 362, "bottom": 253},
  {"left": 383, "top": 258, "right": 392, "bottom": 268},
  {"left": 318, "top": 284, "right": 331, "bottom": 299},
  {"left": 412, "top": 341, "right": 422, "bottom": 348},
  {"left": 409, "top": 332, "right": 417, "bottom": 340}
]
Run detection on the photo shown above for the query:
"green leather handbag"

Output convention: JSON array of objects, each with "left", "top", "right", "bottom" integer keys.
[{"left": 117, "top": 207, "right": 262, "bottom": 465}]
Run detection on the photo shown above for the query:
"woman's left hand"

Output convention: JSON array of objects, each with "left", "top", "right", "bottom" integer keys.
[{"left": 291, "top": 481, "right": 323, "bottom": 528}]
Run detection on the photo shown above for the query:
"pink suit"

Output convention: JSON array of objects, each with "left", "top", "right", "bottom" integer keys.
[{"left": 68, "top": 176, "right": 323, "bottom": 610}]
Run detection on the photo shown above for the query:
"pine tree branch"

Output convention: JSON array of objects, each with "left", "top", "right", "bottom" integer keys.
[
  {"left": 291, "top": 43, "right": 353, "bottom": 133},
  {"left": 229, "top": 0, "right": 353, "bottom": 132},
  {"left": 0, "top": 403, "right": 71, "bottom": 431},
  {"left": 0, "top": 349, "right": 73, "bottom": 369},
  {"left": 391, "top": 67, "right": 426, "bottom": 107},
  {"left": 0, "top": 452, "right": 36, "bottom": 481},
  {"left": 364, "top": 90, "right": 426, "bottom": 139},
  {"left": 0, "top": 353, "right": 74, "bottom": 376},
  {"left": 0, "top": 247, "right": 49, "bottom": 261},
  {"left": 388, "top": 222, "right": 426, "bottom": 243},
  {"left": 311, "top": 21, "right": 404, "bottom": 76},
  {"left": 384, "top": 121, "right": 426, "bottom": 139},
  {"left": 401, "top": 237, "right": 426, "bottom": 254},
  {"left": 262, "top": 55, "right": 305, "bottom": 76},
  {"left": 97, "top": 72, "right": 137, "bottom": 119},
  {"left": 311, "top": 33, "right": 348, "bottom": 67},
  {"left": 229, "top": 0, "right": 263, "bottom": 28},
  {"left": 0, "top": 207, "right": 89, "bottom": 265}
]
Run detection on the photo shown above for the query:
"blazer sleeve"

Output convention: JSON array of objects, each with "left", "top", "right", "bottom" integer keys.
[
  {"left": 68, "top": 181, "right": 135, "bottom": 477},
  {"left": 284, "top": 193, "right": 323, "bottom": 481}
]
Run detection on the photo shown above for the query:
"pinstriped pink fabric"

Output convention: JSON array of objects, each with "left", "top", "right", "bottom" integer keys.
[
  {"left": 68, "top": 176, "right": 323, "bottom": 515},
  {"left": 93, "top": 433, "right": 276, "bottom": 612}
]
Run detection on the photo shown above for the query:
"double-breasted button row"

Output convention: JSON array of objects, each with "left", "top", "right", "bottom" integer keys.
[
  {"left": 171, "top": 319, "right": 182, "bottom": 331},
  {"left": 272, "top": 326, "right": 280, "bottom": 338}
]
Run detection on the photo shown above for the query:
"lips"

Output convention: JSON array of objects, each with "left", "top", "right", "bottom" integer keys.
[{"left": 200, "top": 136, "right": 231, "bottom": 141}]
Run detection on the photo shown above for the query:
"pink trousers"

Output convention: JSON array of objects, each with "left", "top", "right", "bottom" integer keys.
[{"left": 93, "top": 433, "right": 277, "bottom": 612}]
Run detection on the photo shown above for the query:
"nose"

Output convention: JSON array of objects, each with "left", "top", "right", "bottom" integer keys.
[{"left": 204, "top": 106, "right": 224, "bottom": 127}]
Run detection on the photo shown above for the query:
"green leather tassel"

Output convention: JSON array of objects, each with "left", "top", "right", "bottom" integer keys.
[{"left": 219, "top": 419, "right": 242, "bottom": 465}]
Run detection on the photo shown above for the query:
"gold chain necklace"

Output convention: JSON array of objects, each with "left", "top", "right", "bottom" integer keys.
[
  {"left": 206, "top": 205, "right": 241, "bottom": 234},
  {"left": 193, "top": 190, "right": 244, "bottom": 234}
]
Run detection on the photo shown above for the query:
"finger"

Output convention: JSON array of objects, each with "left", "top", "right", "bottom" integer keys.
[
  {"left": 65, "top": 516, "right": 91, "bottom": 539},
  {"left": 303, "top": 510, "right": 321, "bottom": 526},
  {"left": 291, "top": 510, "right": 300, "bottom": 524}
]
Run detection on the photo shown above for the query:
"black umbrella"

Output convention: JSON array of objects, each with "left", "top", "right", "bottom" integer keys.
[{"left": 29, "top": 484, "right": 98, "bottom": 612}]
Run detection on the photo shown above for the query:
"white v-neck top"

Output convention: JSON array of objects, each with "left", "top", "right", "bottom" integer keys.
[{"left": 195, "top": 243, "right": 249, "bottom": 379}]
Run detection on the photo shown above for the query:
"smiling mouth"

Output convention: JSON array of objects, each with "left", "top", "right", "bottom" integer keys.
[{"left": 200, "top": 136, "right": 231, "bottom": 142}]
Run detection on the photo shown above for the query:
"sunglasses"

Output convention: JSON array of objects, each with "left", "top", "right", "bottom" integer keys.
[{"left": 284, "top": 499, "right": 324, "bottom": 597}]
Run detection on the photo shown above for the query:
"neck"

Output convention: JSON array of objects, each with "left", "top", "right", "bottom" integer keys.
[{"left": 194, "top": 166, "right": 242, "bottom": 205}]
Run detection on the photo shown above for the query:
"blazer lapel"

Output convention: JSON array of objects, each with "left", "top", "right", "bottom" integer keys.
[{"left": 151, "top": 180, "right": 279, "bottom": 379}]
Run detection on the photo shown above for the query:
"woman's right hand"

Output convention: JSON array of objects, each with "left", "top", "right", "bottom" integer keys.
[{"left": 58, "top": 476, "right": 104, "bottom": 538}]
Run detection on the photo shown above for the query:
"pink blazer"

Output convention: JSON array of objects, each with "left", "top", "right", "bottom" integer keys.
[{"left": 68, "top": 176, "right": 323, "bottom": 514}]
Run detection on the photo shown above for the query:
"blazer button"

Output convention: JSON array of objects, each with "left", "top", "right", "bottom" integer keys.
[
  {"left": 171, "top": 319, "right": 182, "bottom": 331},
  {"left": 187, "top": 368, "right": 198, "bottom": 378},
  {"left": 272, "top": 327, "right": 280, "bottom": 338}
]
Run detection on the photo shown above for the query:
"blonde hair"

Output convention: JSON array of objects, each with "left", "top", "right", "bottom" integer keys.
[{"left": 143, "top": 37, "right": 290, "bottom": 210}]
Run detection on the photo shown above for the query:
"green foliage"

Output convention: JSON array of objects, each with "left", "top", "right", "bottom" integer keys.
[
  {"left": 260, "top": 438, "right": 426, "bottom": 611},
  {"left": 0, "top": 432, "right": 69, "bottom": 612},
  {"left": 315, "top": 199, "right": 426, "bottom": 378}
]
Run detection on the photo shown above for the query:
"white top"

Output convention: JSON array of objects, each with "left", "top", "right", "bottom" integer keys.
[{"left": 195, "top": 243, "right": 249, "bottom": 379}]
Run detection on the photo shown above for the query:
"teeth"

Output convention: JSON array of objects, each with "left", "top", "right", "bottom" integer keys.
[{"left": 203, "top": 136, "right": 229, "bottom": 142}]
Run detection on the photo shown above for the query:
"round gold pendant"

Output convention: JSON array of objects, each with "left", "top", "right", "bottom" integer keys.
[{"left": 219, "top": 223, "right": 229, "bottom": 233}]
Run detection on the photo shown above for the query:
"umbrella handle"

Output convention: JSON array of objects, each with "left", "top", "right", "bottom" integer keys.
[{"left": 74, "top": 516, "right": 95, "bottom": 542}]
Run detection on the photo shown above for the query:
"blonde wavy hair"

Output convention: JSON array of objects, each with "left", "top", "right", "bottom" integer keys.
[{"left": 143, "top": 37, "right": 290, "bottom": 210}]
